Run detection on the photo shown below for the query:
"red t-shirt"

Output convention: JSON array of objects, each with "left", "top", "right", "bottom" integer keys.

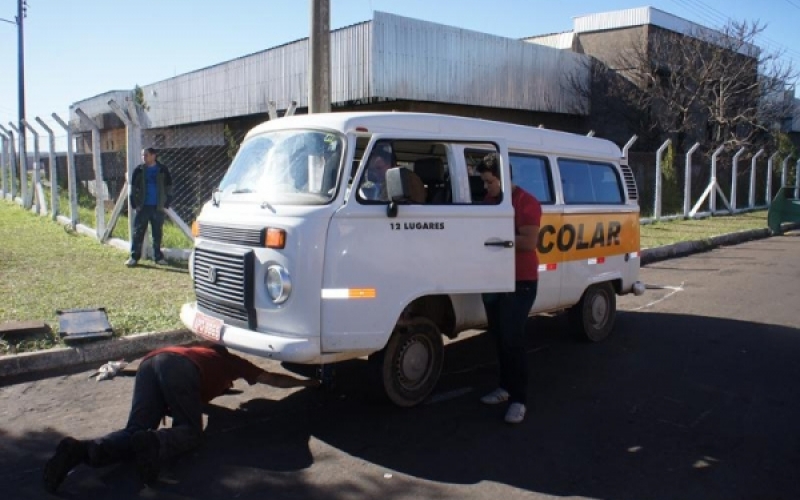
[
  {"left": 144, "top": 346, "right": 265, "bottom": 403},
  {"left": 511, "top": 186, "right": 541, "bottom": 281},
  {"left": 486, "top": 186, "right": 542, "bottom": 281}
]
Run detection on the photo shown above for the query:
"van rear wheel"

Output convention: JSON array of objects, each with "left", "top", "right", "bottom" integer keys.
[
  {"left": 369, "top": 317, "right": 444, "bottom": 407},
  {"left": 569, "top": 282, "right": 616, "bottom": 342}
]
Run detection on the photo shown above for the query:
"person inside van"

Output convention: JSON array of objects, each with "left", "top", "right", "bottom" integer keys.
[
  {"left": 359, "top": 142, "right": 395, "bottom": 201},
  {"left": 476, "top": 153, "right": 541, "bottom": 424}
]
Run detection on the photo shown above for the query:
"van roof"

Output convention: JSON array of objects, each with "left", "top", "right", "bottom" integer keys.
[{"left": 248, "top": 112, "right": 623, "bottom": 160}]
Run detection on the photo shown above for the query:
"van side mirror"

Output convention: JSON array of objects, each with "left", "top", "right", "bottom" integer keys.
[{"left": 386, "top": 167, "right": 426, "bottom": 218}]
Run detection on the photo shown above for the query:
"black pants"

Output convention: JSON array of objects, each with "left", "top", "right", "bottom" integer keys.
[
  {"left": 482, "top": 280, "right": 538, "bottom": 405},
  {"left": 130, "top": 205, "right": 165, "bottom": 261},
  {"left": 87, "top": 353, "right": 203, "bottom": 467}
]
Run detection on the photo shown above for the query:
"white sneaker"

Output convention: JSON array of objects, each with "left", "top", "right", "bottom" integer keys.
[
  {"left": 504, "top": 402, "right": 526, "bottom": 424},
  {"left": 125, "top": 258, "right": 138, "bottom": 267},
  {"left": 480, "top": 388, "right": 510, "bottom": 405}
]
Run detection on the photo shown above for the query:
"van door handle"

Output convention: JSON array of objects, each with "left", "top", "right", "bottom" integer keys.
[{"left": 485, "top": 240, "right": 514, "bottom": 248}]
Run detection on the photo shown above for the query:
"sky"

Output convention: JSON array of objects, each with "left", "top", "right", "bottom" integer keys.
[{"left": 0, "top": 0, "right": 798, "bottom": 147}]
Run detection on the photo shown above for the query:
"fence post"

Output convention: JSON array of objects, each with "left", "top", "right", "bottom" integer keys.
[
  {"left": 710, "top": 145, "right": 724, "bottom": 213},
  {"left": 654, "top": 139, "right": 671, "bottom": 221},
  {"left": 683, "top": 142, "right": 700, "bottom": 217},
  {"left": 107, "top": 99, "right": 143, "bottom": 244},
  {"left": 731, "top": 147, "right": 746, "bottom": 212},
  {"left": 766, "top": 152, "right": 778, "bottom": 207},
  {"left": 22, "top": 120, "right": 46, "bottom": 215},
  {"left": 52, "top": 113, "right": 79, "bottom": 230},
  {"left": 8, "top": 122, "right": 28, "bottom": 209},
  {"left": 780, "top": 156, "right": 791, "bottom": 189},
  {"left": 796, "top": 159, "right": 800, "bottom": 199},
  {"left": 748, "top": 149, "right": 764, "bottom": 208},
  {"left": 0, "top": 130, "right": 7, "bottom": 198},
  {"left": 75, "top": 108, "right": 106, "bottom": 239},
  {"left": 621, "top": 135, "right": 638, "bottom": 166},
  {"left": 35, "top": 117, "right": 59, "bottom": 220},
  {"left": 0, "top": 125, "right": 16, "bottom": 202}
]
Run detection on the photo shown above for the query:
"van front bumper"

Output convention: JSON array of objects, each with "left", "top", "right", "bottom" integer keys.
[{"left": 180, "top": 302, "right": 322, "bottom": 363}]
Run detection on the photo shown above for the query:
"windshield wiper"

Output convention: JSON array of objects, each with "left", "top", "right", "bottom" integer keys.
[{"left": 231, "top": 188, "right": 255, "bottom": 194}]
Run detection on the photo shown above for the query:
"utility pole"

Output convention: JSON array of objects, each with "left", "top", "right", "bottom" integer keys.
[
  {"left": 2, "top": 1, "right": 27, "bottom": 182},
  {"left": 308, "top": 0, "right": 330, "bottom": 114},
  {"left": 17, "top": 0, "right": 27, "bottom": 177}
]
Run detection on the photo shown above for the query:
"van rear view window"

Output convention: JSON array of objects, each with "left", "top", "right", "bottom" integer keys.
[{"left": 558, "top": 159, "right": 623, "bottom": 205}]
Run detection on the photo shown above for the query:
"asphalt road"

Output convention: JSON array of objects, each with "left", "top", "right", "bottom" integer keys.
[{"left": 1, "top": 233, "right": 799, "bottom": 500}]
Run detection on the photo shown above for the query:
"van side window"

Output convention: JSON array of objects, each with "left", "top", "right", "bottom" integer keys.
[
  {"left": 558, "top": 159, "right": 623, "bottom": 204},
  {"left": 356, "top": 140, "right": 452, "bottom": 205},
  {"left": 463, "top": 148, "right": 497, "bottom": 203},
  {"left": 509, "top": 154, "right": 553, "bottom": 204}
]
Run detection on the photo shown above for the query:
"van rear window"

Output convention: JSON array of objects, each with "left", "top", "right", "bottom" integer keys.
[{"left": 558, "top": 159, "right": 623, "bottom": 205}]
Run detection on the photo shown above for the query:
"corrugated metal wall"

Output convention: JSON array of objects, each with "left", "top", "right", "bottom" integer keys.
[
  {"left": 140, "top": 22, "right": 372, "bottom": 128},
  {"left": 372, "top": 12, "right": 588, "bottom": 114},
  {"left": 574, "top": 7, "right": 758, "bottom": 57},
  {"left": 71, "top": 12, "right": 590, "bottom": 130}
]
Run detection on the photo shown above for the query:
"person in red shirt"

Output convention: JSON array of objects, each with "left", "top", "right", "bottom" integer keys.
[
  {"left": 476, "top": 153, "right": 541, "bottom": 424},
  {"left": 43, "top": 343, "right": 318, "bottom": 493}
]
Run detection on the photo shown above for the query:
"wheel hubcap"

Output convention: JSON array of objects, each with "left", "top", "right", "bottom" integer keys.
[
  {"left": 590, "top": 293, "right": 608, "bottom": 327},
  {"left": 396, "top": 335, "right": 432, "bottom": 388}
]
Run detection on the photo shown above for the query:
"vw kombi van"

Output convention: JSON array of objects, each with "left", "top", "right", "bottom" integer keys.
[{"left": 181, "top": 112, "right": 644, "bottom": 406}]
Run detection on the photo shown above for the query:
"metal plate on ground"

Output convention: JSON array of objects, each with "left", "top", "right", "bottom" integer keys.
[{"left": 56, "top": 308, "right": 114, "bottom": 344}]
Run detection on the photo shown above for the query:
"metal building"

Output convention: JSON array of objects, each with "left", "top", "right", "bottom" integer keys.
[{"left": 70, "top": 11, "right": 590, "bottom": 150}]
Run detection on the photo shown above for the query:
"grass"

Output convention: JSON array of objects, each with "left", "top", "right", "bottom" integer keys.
[
  {"left": 0, "top": 199, "right": 194, "bottom": 355},
  {"left": 0, "top": 198, "right": 774, "bottom": 355},
  {"left": 639, "top": 210, "right": 770, "bottom": 249}
]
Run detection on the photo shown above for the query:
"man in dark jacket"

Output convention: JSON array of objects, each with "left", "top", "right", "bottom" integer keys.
[
  {"left": 43, "top": 343, "right": 319, "bottom": 493},
  {"left": 126, "top": 148, "right": 173, "bottom": 267}
]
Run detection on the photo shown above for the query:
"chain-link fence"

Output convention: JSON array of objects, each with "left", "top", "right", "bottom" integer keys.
[
  {"left": 142, "top": 123, "right": 245, "bottom": 226},
  {"left": 2, "top": 114, "right": 799, "bottom": 259}
]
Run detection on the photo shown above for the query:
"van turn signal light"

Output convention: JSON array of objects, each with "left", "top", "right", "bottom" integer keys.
[{"left": 265, "top": 228, "right": 286, "bottom": 249}]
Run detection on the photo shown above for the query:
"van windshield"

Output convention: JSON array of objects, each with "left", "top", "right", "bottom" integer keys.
[{"left": 218, "top": 129, "right": 344, "bottom": 205}]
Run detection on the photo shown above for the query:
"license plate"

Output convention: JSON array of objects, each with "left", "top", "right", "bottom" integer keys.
[{"left": 193, "top": 311, "right": 224, "bottom": 341}]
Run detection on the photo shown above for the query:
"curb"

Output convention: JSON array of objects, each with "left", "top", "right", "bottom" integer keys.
[
  {"left": 2, "top": 224, "right": 799, "bottom": 382},
  {"left": 0, "top": 329, "right": 195, "bottom": 380}
]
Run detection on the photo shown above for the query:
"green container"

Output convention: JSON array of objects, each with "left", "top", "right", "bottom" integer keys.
[{"left": 767, "top": 186, "right": 800, "bottom": 234}]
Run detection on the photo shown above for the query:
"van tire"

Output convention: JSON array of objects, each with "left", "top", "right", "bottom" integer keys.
[
  {"left": 569, "top": 282, "right": 616, "bottom": 342},
  {"left": 368, "top": 317, "right": 444, "bottom": 407}
]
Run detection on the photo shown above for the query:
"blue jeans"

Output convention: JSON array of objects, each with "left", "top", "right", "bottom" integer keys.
[
  {"left": 87, "top": 353, "right": 204, "bottom": 467},
  {"left": 130, "top": 205, "right": 165, "bottom": 261},
  {"left": 482, "top": 280, "right": 538, "bottom": 405}
]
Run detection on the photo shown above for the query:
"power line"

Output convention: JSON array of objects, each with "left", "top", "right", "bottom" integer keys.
[
  {"left": 784, "top": 0, "right": 800, "bottom": 10},
  {"left": 668, "top": 0, "right": 800, "bottom": 74}
]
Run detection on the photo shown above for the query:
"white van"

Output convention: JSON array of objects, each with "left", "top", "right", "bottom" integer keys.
[{"left": 181, "top": 112, "right": 644, "bottom": 406}]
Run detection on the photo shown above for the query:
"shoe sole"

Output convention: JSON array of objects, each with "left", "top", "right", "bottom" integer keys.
[
  {"left": 131, "top": 432, "right": 160, "bottom": 486},
  {"left": 43, "top": 438, "right": 84, "bottom": 493}
]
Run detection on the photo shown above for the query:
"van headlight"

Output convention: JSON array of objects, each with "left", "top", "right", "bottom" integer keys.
[{"left": 265, "top": 265, "right": 291, "bottom": 304}]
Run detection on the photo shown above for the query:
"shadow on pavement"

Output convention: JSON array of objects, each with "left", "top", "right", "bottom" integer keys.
[
  {"left": 2, "top": 311, "right": 799, "bottom": 499},
  {"left": 309, "top": 311, "right": 800, "bottom": 500}
]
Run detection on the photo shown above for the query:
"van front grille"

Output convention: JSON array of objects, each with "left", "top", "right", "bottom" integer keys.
[
  {"left": 193, "top": 243, "right": 255, "bottom": 329},
  {"left": 199, "top": 223, "right": 265, "bottom": 247}
]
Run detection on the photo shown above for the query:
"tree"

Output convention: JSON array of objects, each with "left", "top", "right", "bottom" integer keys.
[{"left": 568, "top": 20, "right": 797, "bottom": 153}]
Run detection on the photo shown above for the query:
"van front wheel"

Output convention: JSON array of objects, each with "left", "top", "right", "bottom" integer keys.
[
  {"left": 369, "top": 317, "right": 444, "bottom": 407},
  {"left": 569, "top": 282, "right": 616, "bottom": 342}
]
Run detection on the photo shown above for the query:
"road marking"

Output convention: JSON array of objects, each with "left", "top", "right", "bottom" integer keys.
[{"left": 629, "top": 281, "right": 685, "bottom": 311}]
